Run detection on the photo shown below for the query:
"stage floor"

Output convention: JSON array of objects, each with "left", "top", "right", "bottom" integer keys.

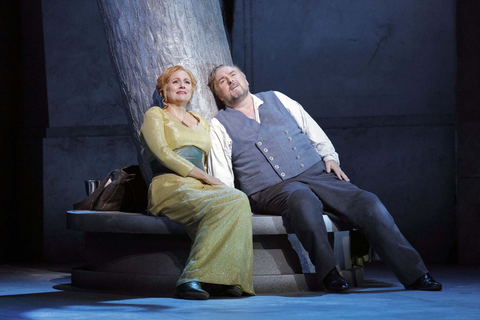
[{"left": 1, "top": 262, "right": 479, "bottom": 319}]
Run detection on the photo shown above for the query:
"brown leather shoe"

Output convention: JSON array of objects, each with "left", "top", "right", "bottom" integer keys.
[
  {"left": 406, "top": 273, "right": 442, "bottom": 291},
  {"left": 174, "top": 281, "right": 210, "bottom": 300}
]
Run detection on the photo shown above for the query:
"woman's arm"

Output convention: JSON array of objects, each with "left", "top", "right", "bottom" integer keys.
[
  {"left": 141, "top": 108, "right": 224, "bottom": 185},
  {"left": 141, "top": 107, "right": 195, "bottom": 177},
  {"left": 188, "top": 167, "right": 226, "bottom": 185}
]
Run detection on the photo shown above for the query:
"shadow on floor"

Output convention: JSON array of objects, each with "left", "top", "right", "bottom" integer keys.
[{"left": 0, "top": 291, "right": 173, "bottom": 319}]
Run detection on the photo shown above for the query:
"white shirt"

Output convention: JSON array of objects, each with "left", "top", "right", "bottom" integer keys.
[{"left": 208, "top": 91, "right": 339, "bottom": 188}]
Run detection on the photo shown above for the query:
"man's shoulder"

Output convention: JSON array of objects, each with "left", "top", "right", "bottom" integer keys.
[
  {"left": 213, "top": 108, "right": 228, "bottom": 120},
  {"left": 214, "top": 108, "right": 227, "bottom": 115},
  {"left": 253, "top": 90, "right": 275, "bottom": 99},
  {"left": 255, "top": 91, "right": 292, "bottom": 104},
  {"left": 209, "top": 117, "right": 225, "bottom": 132},
  {"left": 253, "top": 90, "right": 286, "bottom": 96}
]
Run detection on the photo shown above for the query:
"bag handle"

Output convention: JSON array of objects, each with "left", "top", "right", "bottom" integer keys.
[
  {"left": 91, "top": 168, "right": 136, "bottom": 210},
  {"left": 73, "top": 170, "right": 117, "bottom": 210}
]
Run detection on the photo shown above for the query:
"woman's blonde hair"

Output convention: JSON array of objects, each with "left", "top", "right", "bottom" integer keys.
[{"left": 156, "top": 65, "right": 197, "bottom": 105}]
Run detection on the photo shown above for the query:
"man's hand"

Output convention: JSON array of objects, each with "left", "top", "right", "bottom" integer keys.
[{"left": 325, "top": 160, "right": 350, "bottom": 182}]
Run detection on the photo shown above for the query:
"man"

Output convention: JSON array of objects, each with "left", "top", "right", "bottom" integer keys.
[{"left": 207, "top": 65, "right": 442, "bottom": 293}]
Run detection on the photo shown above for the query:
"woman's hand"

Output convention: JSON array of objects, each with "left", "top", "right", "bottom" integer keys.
[
  {"left": 188, "top": 167, "right": 226, "bottom": 185},
  {"left": 202, "top": 175, "right": 226, "bottom": 186}
]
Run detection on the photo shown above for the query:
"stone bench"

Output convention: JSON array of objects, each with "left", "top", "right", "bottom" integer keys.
[{"left": 67, "top": 210, "right": 364, "bottom": 294}]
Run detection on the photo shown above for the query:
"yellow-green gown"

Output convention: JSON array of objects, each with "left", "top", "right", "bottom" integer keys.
[{"left": 140, "top": 107, "right": 254, "bottom": 295}]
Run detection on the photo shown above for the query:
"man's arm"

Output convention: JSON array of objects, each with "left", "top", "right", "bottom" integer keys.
[
  {"left": 274, "top": 91, "right": 349, "bottom": 181},
  {"left": 207, "top": 118, "right": 236, "bottom": 188}
]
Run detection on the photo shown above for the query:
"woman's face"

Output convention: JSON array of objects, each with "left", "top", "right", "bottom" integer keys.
[{"left": 165, "top": 70, "right": 193, "bottom": 106}]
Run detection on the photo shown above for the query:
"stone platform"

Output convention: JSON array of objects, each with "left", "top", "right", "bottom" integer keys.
[{"left": 67, "top": 210, "right": 364, "bottom": 294}]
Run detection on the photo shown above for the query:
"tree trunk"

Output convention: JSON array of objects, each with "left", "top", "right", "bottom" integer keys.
[{"left": 97, "top": 0, "right": 232, "bottom": 181}]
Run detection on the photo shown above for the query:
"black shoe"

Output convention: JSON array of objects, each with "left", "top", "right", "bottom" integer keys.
[
  {"left": 323, "top": 268, "right": 351, "bottom": 293},
  {"left": 174, "top": 281, "right": 210, "bottom": 300},
  {"left": 221, "top": 285, "right": 243, "bottom": 297},
  {"left": 406, "top": 273, "right": 442, "bottom": 291}
]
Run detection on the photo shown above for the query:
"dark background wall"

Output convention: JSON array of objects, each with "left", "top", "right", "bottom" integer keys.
[
  {"left": 1, "top": 0, "right": 48, "bottom": 263},
  {"left": 457, "top": 0, "right": 480, "bottom": 264},
  {"left": 231, "top": 0, "right": 456, "bottom": 263},
  {"left": 40, "top": 0, "right": 137, "bottom": 262},
  {"left": 1, "top": 0, "right": 478, "bottom": 265},
  {"left": 1, "top": 0, "right": 23, "bottom": 263}
]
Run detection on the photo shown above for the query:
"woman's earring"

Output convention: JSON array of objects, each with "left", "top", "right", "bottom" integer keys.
[
  {"left": 162, "top": 97, "right": 168, "bottom": 106},
  {"left": 188, "top": 99, "right": 192, "bottom": 104}
]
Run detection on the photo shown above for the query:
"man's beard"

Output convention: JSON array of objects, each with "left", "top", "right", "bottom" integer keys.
[{"left": 226, "top": 85, "right": 249, "bottom": 105}]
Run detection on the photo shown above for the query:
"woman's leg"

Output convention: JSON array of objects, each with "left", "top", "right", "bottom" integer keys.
[{"left": 160, "top": 182, "right": 254, "bottom": 295}]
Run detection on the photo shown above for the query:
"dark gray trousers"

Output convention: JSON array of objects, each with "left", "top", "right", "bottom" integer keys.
[{"left": 249, "top": 161, "right": 428, "bottom": 287}]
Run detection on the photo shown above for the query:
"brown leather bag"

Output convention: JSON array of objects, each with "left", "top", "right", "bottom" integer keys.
[{"left": 73, "top": 165, "right": 148, "bottom": 212}]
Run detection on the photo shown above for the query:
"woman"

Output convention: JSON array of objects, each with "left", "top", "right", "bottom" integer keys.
[{"left": 140, "top": 65, "right": 254, "bottom": 299}]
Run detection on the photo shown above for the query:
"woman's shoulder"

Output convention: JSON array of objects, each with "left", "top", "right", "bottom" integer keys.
[
  {"left": 144, "top": 106, "right": 169, "bottom": 122},
  {"left": 141, "top": 107, "right": 166, "bottom": 135},
  {"left": 145, "top": 106, "right": 165, "bottom": 116}
]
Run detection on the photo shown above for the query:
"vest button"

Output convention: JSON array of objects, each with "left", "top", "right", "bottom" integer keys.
[
  {"left": 274, "top": 165, "right": 279, "bottom": 169},
  {"left": 287, "top": 137, "right": 292, "bottom": 141},
  {"left": 258, "top": 142, "right": 262, "bottom": 146},
  {"left": 284, "top": 130, "right": 288, "bottom": 134},
  {"left": 300, "top": 164, "right": 304, "bottom": 168},
  {"left": 292, "top": 146, "right": 297, "bottom": 150},
  {"left": 296, "top": 155, "right": 300, "bottom": 159},
  {"left": 263, "top": 148, "right": 268, "bottom": 152},
  {"left": 280, "top": 172, "right": 285, "bottom": 177},
  {"left": 269, "top": 157, "right": 274, "bottom": 161}
]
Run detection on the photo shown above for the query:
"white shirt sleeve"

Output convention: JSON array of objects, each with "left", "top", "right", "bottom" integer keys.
[
  {"left": 208, "top": 117, "right": 235, "bottom": 188},
  {"left": 274, "top": 91, "right": 340, "bottom": 165}
]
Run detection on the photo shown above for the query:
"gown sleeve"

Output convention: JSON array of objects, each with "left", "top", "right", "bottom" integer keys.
[{"left": 140, "top": 107, "right": 195, "bottom": 177}]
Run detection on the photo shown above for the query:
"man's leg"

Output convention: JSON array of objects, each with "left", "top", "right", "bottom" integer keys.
[
  {"left": 250, "top": 181, "right": 337, "bottom": 282},
  {"left": 301, "top": 164, "right": 428, "bottom": 287}
]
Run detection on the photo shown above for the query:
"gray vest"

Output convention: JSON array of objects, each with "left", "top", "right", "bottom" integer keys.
[{"left": 215, "top": 91, "right": 322, "bottom": 195}]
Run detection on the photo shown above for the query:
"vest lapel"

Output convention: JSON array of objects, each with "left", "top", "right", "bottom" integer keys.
[
  {"left": 224, "top": 106, "right": 261, "bottom": 134},
  {"left": 256, "top": 100, "right": 277, "bottom": 142}
]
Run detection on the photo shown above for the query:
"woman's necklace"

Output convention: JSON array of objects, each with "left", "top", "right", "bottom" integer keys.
[{"left": 165, "top": 107, "right": 189, "bottom": 127}]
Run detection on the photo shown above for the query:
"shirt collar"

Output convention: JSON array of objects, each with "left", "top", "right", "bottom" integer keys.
[
  {"left": 252, "top": 94, "right": 264, "bottom": 111},
  {"left": 251, "top": 94, "right": 263, "bottom": 123}
]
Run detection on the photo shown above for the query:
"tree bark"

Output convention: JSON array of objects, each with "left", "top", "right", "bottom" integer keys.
[{"left": 97, "top": 0, "right": 232, "bottom": 181}]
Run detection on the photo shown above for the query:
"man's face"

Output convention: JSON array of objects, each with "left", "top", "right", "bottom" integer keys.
[{"left": 214, "top": 66, "right": 249, "bottom": 106}]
